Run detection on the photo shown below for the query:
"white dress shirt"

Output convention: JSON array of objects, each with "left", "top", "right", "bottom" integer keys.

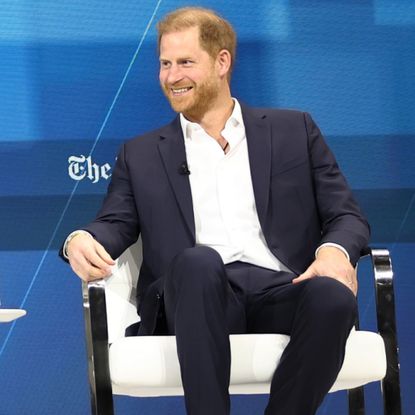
[{"left": 180, "top": 99, "right": 291, "bottom": 271}]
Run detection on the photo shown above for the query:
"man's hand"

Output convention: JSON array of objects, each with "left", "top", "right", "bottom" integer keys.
[
  {"left": 292, "top": 246, "right": 357, "bottom": 295},
  {"left": 67, "top": 233, "right": 115, "bottom": 282}
]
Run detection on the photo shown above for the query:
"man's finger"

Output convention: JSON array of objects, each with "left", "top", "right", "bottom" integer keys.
[
  {"left": 292, "top": 274, "right": 310, "bottom": 284},
  {"left": 292, "top": 267, "right": 316, "bottom": 284},
  {"left": 79, "top": 242, "right": 113, "bottom": 275},
  {"left": 85, "top": 251, "right": 112, "bottom": 276},
  {"left": 70, "top": 253, "right": 105, "bottom": 280},
  {"left": 86, "top": 263, "right": 111, "bottom": 280},
  {"left": 95, "top": 242, "right": 115, "bottom": 265},
  {"left": 69, "top": 244, "right": 112, "bottom": 280}
]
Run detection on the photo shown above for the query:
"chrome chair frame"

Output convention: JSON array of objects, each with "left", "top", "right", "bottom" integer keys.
[{"left": 82, "top": 248, "right": 402, "bottom": 415}]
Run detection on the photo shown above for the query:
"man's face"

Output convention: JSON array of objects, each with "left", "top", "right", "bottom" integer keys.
[{"left": 159, "top": 27, "right": 221, "bottom": 119}]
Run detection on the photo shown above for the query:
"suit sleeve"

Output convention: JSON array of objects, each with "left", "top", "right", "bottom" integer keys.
[
  {"left": 304, "top": 112, "right": 370, "bottom": 265},
  {"left": 82, "top": 143, "right": 140, "bottom": 259}
]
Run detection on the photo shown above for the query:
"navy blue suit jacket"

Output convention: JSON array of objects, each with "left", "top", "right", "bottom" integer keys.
[{"left": 78, "top": 103, "right": 370, "bottom": 334}]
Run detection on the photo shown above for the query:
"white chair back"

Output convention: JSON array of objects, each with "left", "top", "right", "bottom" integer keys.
[{"left": 105, "top": 239, "right": 142, "bottom": 343}]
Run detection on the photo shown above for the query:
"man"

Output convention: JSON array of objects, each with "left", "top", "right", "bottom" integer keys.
[{"left": 62, "top": 7, "right": 370, "bottom": 415}]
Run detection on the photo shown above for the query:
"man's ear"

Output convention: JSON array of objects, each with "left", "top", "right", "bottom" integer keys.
[{"left": 216, "top": 49, "right": 232, "bottom": 78}]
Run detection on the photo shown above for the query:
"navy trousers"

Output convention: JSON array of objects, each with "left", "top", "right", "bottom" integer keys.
[{"left": 163, "top": 246, "right": 357, "bottom": 415}]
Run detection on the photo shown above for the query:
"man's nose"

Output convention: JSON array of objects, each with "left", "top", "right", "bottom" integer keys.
[{"left": 165, "top": 64, "right": 184, "bottom": 84}]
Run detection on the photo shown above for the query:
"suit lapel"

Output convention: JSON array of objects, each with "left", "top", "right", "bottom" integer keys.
[
  {"left": 241, "top": 104, "right": 272, "bottom": 231},
  {"left": 157, "top": 117, "right": 195, "bottom": 242},
  {"left": 156, "top": 105, "right": 271, "bottom": 241}
]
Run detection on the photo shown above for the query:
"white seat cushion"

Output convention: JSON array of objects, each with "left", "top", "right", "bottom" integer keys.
[{"left": 109, "top": 330, "right": 386, "bottom": 397}]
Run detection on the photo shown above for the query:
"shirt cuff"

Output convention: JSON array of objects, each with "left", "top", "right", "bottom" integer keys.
[
  {"left": 62, "top": 230, "right": 93, "bottom": 259},
  {"left": 315, "top": 243, "right": 350, "bottom": 261}
]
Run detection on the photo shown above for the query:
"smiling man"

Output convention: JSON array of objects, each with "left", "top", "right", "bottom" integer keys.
[
  {"left": 159, "top": 23, "right": 234, "bottom": 150},
  {"left": 159, "top": 26, "right": 224, "bottom": 112},
  {"left": 62, "top": 7, "right": 370, "bottom": 415}
]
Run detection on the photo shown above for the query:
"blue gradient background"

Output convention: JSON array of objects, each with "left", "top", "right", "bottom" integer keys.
[{"left": 0, "top": 1, "right": 414, "bottom": 414}]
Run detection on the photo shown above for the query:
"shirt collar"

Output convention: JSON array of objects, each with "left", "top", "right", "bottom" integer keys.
[{"left": 179, "top": 98, "right": 243, "bottom": 141}]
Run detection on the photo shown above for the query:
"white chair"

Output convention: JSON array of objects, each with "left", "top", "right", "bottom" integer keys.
[
  {"left": 82, "top": 242, "right": 401, "bottom": 415},
  {"left": 0, "top": 309, "right": 26, "bottom": 323}
]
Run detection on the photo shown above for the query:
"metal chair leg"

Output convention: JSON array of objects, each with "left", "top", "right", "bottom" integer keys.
[
  {"left": 83, "top": 280, "right": 114, "bottom": 415},
  {"left": 347, "top": 308, "right": 365, "bottom": 415},
  {"left": 370, "top": 249, "right": 402, "bottom": 415},
  {"left": 348, "top": 387, "right": 365, "bottom": 415}
]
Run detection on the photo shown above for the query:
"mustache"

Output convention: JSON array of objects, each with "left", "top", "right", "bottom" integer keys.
[{"left": 162, "top": 81, "right": 195, "bottom": 88}]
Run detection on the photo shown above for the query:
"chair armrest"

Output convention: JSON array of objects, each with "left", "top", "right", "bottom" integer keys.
[
  {"left": 369, "top": 248, "right": 402, "bottom": 414},
  {"left": 83, "top": 280, "right": 114, "bottom": 415}
]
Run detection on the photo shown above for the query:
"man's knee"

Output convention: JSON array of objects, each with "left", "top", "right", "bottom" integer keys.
[
  {"left": 168, "top": 246, "right": 226, "bottom": 288},
  {"left": 303, "top": 277, "right": 357, "bottom": 321},
  {"left": 173, "top": 246, "right": 223, "bottom": 271}
]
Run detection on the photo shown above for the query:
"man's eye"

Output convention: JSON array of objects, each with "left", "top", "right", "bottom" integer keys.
[{"left": 160, "top": 61, "right": 170, "bottom": 69}]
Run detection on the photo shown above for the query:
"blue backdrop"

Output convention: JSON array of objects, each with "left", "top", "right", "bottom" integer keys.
[{"left": 0, "top": 1, "right": 414, "bottom": 414}]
